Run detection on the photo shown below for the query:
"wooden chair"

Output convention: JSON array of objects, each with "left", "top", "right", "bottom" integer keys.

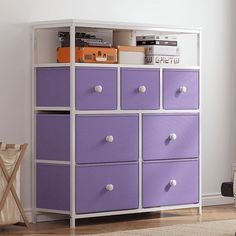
[{"left": 0, "top": 143, "right": 29, "bottom": 228}]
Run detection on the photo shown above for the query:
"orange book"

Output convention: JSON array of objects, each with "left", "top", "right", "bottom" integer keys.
[{"left": 57, "top": 47, "right": 117, "bottom": 64}]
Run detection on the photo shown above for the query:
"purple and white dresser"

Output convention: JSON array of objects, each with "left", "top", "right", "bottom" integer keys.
[{"left": 32, "top": 20, "right": 201, "bottom": 227}]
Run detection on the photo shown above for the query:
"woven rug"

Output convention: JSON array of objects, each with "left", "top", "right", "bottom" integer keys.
[{"left": 83, "top": 219, "right": 236, "bottom": 236}]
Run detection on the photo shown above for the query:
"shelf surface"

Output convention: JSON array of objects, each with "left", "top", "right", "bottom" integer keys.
[
  {"left": 33, "top": 63, "right": 200, "bottom": 69},
  {"left": 35, "top": 107, "right": 70, "bottom": 111},
  {"left": 33, "top": 63, "right": 70, "bottom": 68},
  {"left": 34, "top": 107, "right": 200, "bottom": 113}
]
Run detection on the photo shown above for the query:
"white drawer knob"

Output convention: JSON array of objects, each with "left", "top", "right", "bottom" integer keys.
[
  {"left": 169, "top": 133, "right": 177, "bottom": 141},
  {"left": 94, "top": 85, "right": 103, "bottom": 93},
  {"left": 106, "top": 135, "right": 114, "bottom": 143},
  {"left": 139, "top": 85, "right": 146, "bottom": 93},
  {"left": 179, "top": 86, "right": 187, "bottom": 93},
  {"left": 169, "top": 179, "right": 177, "bottom": 187},
  {"left": 106, "top": 184, "right": 114, "bottom": 192}
]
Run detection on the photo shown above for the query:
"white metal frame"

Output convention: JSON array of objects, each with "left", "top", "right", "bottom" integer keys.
[
  {"left": 69, "top": 23, "right": 76, "bottom": 228},
  {"left": 31, "top": 20, "right": 202, "bottom": 228},
  {"left": 198, "top": 30, "right": 202, "bottom": 215}
]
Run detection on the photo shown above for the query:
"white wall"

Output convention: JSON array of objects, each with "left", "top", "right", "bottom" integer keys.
[
  {"left": 0, "top": 0, "right": 32, "bottom": 210},
  {"left": 1, "top": 0, "right": 236, "bottom": 214}
]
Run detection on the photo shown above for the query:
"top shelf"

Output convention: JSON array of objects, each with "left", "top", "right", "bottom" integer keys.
[
  {"left": 32, "top": 20, "right": 200, "bottom": 67},
  {"left": 32, "top": 19, "right": 201, "bottom": 34}
]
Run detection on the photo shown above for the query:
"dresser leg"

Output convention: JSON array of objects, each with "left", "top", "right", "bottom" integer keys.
[
  {"left": 70, "top": 216, "right": 76, "bottom": 228},
  {"left": 198, "top": 206, "right": 202, "bottom": 215},
  {"left": 31, "top": 211, "right": 37, "bottom": 224}
]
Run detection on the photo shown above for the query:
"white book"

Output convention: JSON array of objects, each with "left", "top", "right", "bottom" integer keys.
[
  {"left": 144, "top": 45, "right": 180, "bottom": 56},
  {"left": 136, "top": 35, "right": 177, "bottom": 41}
]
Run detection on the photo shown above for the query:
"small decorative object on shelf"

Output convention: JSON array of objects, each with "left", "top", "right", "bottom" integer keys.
[{"left": 57, "top": 46, "right": 117, "bottom": 63}]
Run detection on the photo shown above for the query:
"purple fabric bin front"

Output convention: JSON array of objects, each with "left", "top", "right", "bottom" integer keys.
[
  {"left": 76, "top": 163, "right": 139, "bottom": 214},
  {"left": 36, "top": 164, "right": 70, "bottom": 211},
  {"left": 143, "top": 114, "right": 199, "bottom": 160},
  {"left": 36, "top": 67, "right": 70, "bottom": 107},
  {"left": 36, "top": 114, "right": 70, "bottom": 161},
  {"left": 121, "top": 68, "right": 160, "bottom": 110},
  {"left": 75, "top": 115, "right": 138, "bottom": 164},
  {"left": 163, "top": 69, "right": 199, "bottom": 110},
  {"left": 143, "top": 160, "right": 199, "bottom": 207},
  {"left": 75, "top": 67, "right": 117, "bottom": 110}
]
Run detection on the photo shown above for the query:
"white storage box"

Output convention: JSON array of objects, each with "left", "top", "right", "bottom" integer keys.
[
  {"left": 144, "top": 45, "right": 180, "bottom": 56},
  {"left": 117, "top": 46, "right": 145, "bottom": 65}
]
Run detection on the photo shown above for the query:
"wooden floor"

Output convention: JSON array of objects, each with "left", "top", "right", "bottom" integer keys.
[{"left": 1, "top": 205, "right": 236, "bottom": 235}]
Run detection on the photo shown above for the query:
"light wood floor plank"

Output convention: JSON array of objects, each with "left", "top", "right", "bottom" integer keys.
[{"left": 0, "top": 205, "right": 235, "bottom": 235}]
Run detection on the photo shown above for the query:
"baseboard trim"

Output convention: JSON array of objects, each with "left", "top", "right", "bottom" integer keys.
[
  {"left": 202, "top": 193, "right": 234, "bottom": 206},
  {"left": 24, "top": 209, "right": 33, "bottom": 223},
  {"left": 22, "top": 208, "right": 68, "bottom": 223},
  {"left": 23, "top": 193, "right": 234, "bottom": 223}
]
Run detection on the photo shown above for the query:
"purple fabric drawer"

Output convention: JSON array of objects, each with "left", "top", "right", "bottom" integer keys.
[
  {"left": 36, "top": 164, "right": 70, "bottom": 211},
  {"left": 76, "top": 163, "right": 138, "bottom": 214},
  {"left": 163, "top": 69, "right": 199, "bottom": 109},
  {"left": 143, "top": 160, "right": 199, "bottom": 207},
  {"left": 143, "top": 114, "right": 199, "bottom": 160},
  {"left": 121, "top": 68, "right": 160, "bottom": 110},
  {"left": 36, "top": 67, "right": 70, "bottom": 107},
  {"left": 75, "top": 67, "right": 117, "bottom": 110},
  {"left": 75, "top": 115, "right": 138, "bottom": 164},
  {"left": 36, "top": 114, "right": 70, "bottom": 161}
]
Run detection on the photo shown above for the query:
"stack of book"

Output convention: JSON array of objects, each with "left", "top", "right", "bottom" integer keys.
[
  {"left": 136, "top": 35, "right": 180, "bottom": 65},
  {"left": 58, "top": 32, "right": 112, "bottom": 48}
]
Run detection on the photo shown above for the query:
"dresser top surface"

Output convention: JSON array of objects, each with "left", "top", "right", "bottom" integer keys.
[{"left": 31, "top": 19, "right": 201, "bottom": 34}]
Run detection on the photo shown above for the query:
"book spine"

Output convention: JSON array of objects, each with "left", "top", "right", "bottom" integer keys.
[
  {"left": 144, "top": 45, "right": 180, "bottom": 56},
  {"left": 78, "top": 38, "right": 103, "bottom": 43},
  {"left": 136, "top": 35, "right": 177, "bottom": 41},
  {"left": 137, "top": 40, "right": 178, "bottom": 46}
]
